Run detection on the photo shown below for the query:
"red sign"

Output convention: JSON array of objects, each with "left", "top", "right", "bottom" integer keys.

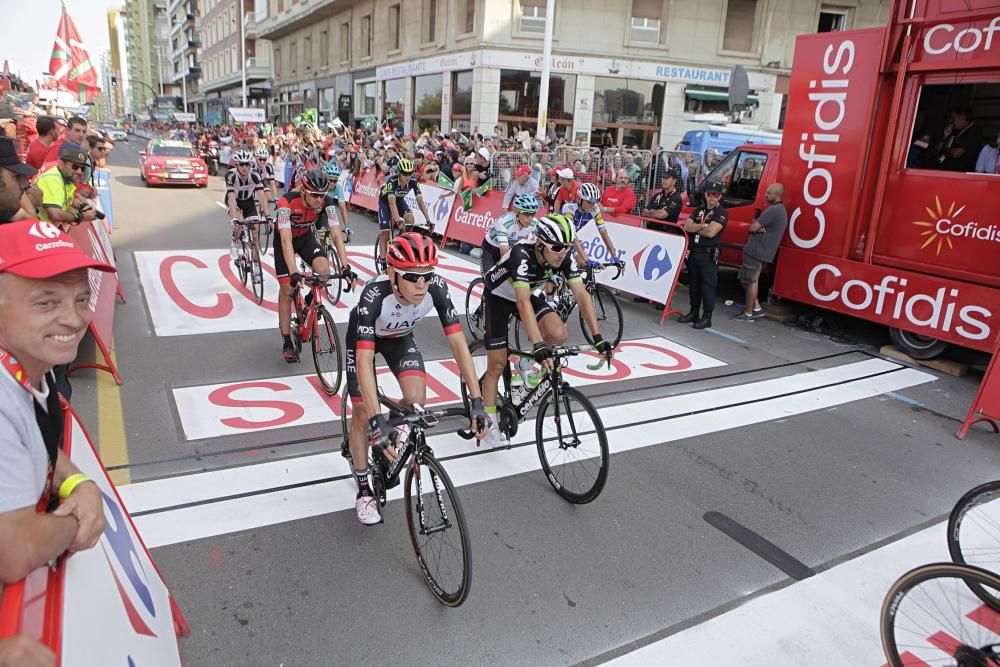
[
  {"left": 67, "top": 220, "right": 122, "bottom": 384},
  {"left": 773, "top": 247, "right": 1000, "bottom": 352},
  {"left": 908, "top": 12, "right": 1000, "bottom": 71},
  {"left": 443, "top": 189, "right": 507, "bottom": 246},
  {"left": 957, "top": 332, "right": 1000, "bottom": 439},
  {"left": 778, "top": 28, "right": 886, "bottom": 259},
  {"left": 348, "top": 167, "right": 381, "bottom": 212}
]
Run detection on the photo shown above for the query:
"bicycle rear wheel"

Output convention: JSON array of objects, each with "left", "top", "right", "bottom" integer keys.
[
  {"left": 248, "top": 240, "right": 264, "bottom": 305},
  {"left": 535, "top": 386, "right": 609, "bottom": 504},
  {"left": 373, "top": 236, "right": 387, "bottom": 275},
  {"left": 405, "top": 450, "right": 472, "bottom": 607},
  {"left": 880, "top": 562, "right": 1000, "bottom": 667},
  {"left": 311, "top": 306, "right": 343, "bottom": 395},
  {"left": 464, "top": 277, "right": 485, "bottom": 342},
  {"left": 580, "top": 285, "right": 624, "bottom": 348},
  {"left": 948, "top": 480, "right": 1000, "bottom": 611},
  {"left": 236, "top": 234, "right": 250, "bottom": 285}
]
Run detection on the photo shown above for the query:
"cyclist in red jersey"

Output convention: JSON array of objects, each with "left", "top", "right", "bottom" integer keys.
[{"left": 273, "top": 169, "right": 350, "bottom": 362}]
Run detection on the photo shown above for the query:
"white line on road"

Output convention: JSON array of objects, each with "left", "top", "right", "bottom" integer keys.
[{"left": 120, "top": 358, "right": 933, "bottom": 548}]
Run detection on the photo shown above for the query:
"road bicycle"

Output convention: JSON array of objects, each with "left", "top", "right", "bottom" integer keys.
[
  {"left": 948, "top": 480, "right": 1000, "bottom": 611},
  {"left": 289, "top": 273, "right": 342, "bottom": 395},
  {"left": 339, "top": 391, "right": 474, "bottom": 606},
  {"left": 315, "top": 226, "right": 354, "bottom": 305},
  {"left": 880, "top": 562, "right": 1000, "bottom": 666},
  {"left": 460, "top": 343, "right": 611, "bottom": 504},
  {"left": 232, "top": 217, "right": 265, "bottom": 305},
  {"left": 373, "top": 218, "right": 434, "bottom": 275},
  {"left": 257, "top": 207, "right": 273, "bottom": 255},
  {"left": 464, "top": 262, "right": 624, "bottom": 349}
]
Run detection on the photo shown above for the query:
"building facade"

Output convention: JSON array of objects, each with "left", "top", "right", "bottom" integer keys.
[
  {"left": 257, "top": 0, "right": 890, "bottom": 148},
  {"left": 123, "top": 0, "right": 165, "bottom": 115},
  {"left": 165, "top": 0, "right": 202, "bottom": 115},
  {"left": 107, "top": 10, "right": 127, "bottom": 117},
  {"left": 197, "top": 0, "right": 272, "bottom": 123}
]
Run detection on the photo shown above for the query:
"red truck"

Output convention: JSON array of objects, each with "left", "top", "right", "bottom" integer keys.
[{"left": 686, "top": 0, "right": 1000, "bottom": 359}]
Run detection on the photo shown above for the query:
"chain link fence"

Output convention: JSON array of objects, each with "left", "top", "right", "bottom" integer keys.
[{"left": 487, "top": 151, "right": 531, "bottom": 191}]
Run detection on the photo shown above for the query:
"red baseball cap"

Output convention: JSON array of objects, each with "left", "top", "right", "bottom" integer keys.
[
  {"left": 0, "top": 220, "right": 115, "bottom": 279},
  {"left": 515, "top": 165, "right": 531, "bottom": 177}
]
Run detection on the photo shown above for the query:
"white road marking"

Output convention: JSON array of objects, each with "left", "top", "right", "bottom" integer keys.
[
  {"left": 121, "top": 358, "right": 933, "bottom": 548},
  {"left": 169, "top": 336, "right": 725, "bottom": 440}
]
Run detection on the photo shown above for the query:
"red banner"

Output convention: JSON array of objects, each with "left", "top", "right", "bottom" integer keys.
[
  {"left": 958, "top": 332, "right": 1000, "bottom": 439},
  {"left": 348, "top": 167, "right": 381, "bottom": 212},
  {"left": 67, "top": 220, "right": 122, "bottom": 384},
  {"left": 442, "top": 190, "right": 507, "bottom": 246}
]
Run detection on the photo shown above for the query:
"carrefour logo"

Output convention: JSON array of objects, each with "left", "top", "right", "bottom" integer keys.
[
  {"left": 632, "top": 244, "right": 673, "bottom": 281},
  {"left": 912, "top": 195, "right": 1000, "bottom": 255},
  {"left": 341, "top": 173, "right": 354, "bottom": 200},
  {"left": 432, "top": 196, "right": 451, "bottom": 221},
  {"left": 100, "top": 489, "right": 158, "bottom": 637}
]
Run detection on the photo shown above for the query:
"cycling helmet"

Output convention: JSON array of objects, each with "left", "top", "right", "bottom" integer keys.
[
  {"left": 512, "top": 193, "right": 540, "bottom": 214},
  {"left": 299, "top": 169, "right": 330, "bottom": 194},
  {"left": 233, "top": 149, "right": 253, "bottom": 164},
  {"left": 322, "top": 161, "right": 342, "bottom": 179},
  {"left": 579, "top": 182, "right": 601, "bottom": 203},
  {"left": 387, "top": 232, "right": 439, "bottom": 269},
  {"left": 397, "top": 158, "right": 414, "bottom": 175},
  {"left": 253, "top": 147, "right": 269, "bottom": 159},
  {"left": 535, "top": 214, "right": 575, "bottom": 246}
]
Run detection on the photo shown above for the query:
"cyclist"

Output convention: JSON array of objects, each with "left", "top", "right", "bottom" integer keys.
[
  {"left": 225, "top": 149, "right": 268, "bottom": 259},
  {"left": 251, "top": 147, "right": 278, "bottom": 203},
  {"left": 564, "top": 182, "right": 624, "bottom": 271},
  {"left": 345, "top": 233, "right": 489, "bottom": 525},
  {"left": 315, "top": 161, "right": 357, "bottom": 290},
  {"left": 376, "top": 158, "right": 434, "bottom": 271},
  {"left": 273, "top": 169, "right": 344, "bottom": 362},
  {"left": 479, "top": 214, "right": 613, "bottom": 448},
  {"left": 480, "top": 193, "right": 540, "bottom": 273}
]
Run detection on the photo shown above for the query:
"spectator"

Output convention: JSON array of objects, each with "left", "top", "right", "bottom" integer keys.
[
  {"left": 25, "top": 116, "right": 61, "bottom": 170},
  {"left": 502, "top": 164, "right": 540, "bottom": 210},
  {"left": 543, "top": 167, "right": 562, "bottom": 211},
  {"left": 642, "top": 168, "right": 684, "bottom": 232},
  {"left": 623, "top": 152, "right": 641, "bottom": 182},
  {"left": 455, "top": 155, "right": 480, "bottom": 193},
  {"left": 43, "top": 116, "right": 87, "bottom": 166},
  {"left": 35, "top": 143, "right": 96, "bottom": 231},
  {"left": 553, "top": 167, "right": 579, "bottom": 214},
  {"left": 513, "top": 124, "right": 531, "bottom": 150},
  {"left": 540, "top": 120, "right": 559, "bottom": 149},
  {"left": 0, "top": 220, "right": 113, "bottom": 586},
  {"left": 974, "top": 128, "right": 1000, "bottom": 175},
  {"left": 600, "top": 170, "right": 637, "bottom": 216},
  {"left": 0, "top": 138, "right": 38, "bottom": 223},
  {"left": 935, "top": 107, "right": 982, "bottom": 172},
  {"left": 420, "top": 159, "right": 441, "bottom": 184},
  {"left": 732, "top": 183, "right": 788, "bottom": 322},
  {"left": 473, "top": 147, "right": 492, "bottom": 187}
]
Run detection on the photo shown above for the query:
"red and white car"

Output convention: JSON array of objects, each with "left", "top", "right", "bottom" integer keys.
[{"left": 139, "top": 139, "right": 208, "bottom": 187}]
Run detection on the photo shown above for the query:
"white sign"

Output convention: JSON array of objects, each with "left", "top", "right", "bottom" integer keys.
[
  {"left": 406, "top": 182, "right": 456, "bottom": 236},
  {"left": 134, "top": 246, "right": 481, "bottom": 336},
  {"left": 172, "top": 336, "right": 725, "bottom": 440},
  {"left": 228, "top": 107, "right": 266, "bottom": 123},
  {"left": 172, "top": 112, "right": 197, "bottom": 122},
  {"left": 62, "top": 409, "right": 182, "bottom": 665},
  {"left": 575, "top": 221, "right": 687, "bottom": 305},
  {"left": 376, "top": 51, "right": 478, "bottom": 80}
]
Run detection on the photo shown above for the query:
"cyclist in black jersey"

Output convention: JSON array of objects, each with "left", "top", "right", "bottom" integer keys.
[
  {"left": 346, "top": 233, "right": 488, "bottom": 525},
  {"left": 225, "top": 149, "right": 268, "bottom": 257},
  {"left": 376, "top": 158, "right": 433, "bottom": 270},
  {"left": 252, "top": 147, "right": 278, "bottom": 203},
  {"left": 479, "top": 214, "right": 613, "bottom": 448}
]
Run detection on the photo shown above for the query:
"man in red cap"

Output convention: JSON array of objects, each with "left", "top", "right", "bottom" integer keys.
[
  {"left": 502, "top": 163, "right": 540, "bottom": 211},
  {"left": 0, "top": 220, "right": 113, "bottom": 586}
]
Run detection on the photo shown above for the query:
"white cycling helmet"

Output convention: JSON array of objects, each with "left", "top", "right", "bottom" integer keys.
[
  {"left": 535, "top": 213, "right": 575, "bottom": 247},
  {"left": 253, "top": 147, "right": 269, "bottom": 159},
  {"left": 579, "top": 182, "right": 601, "bottom": 203},
  {"left": 233, "top": 149, "right": 253, "bottom": 164}
]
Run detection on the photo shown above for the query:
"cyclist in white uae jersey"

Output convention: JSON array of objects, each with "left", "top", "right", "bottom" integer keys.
[{"left": 345, "top": 233, "right": 488, "bottom": 525}]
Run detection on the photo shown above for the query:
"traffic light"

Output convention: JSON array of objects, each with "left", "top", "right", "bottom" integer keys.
[{"left": 111, "top": 75, "right": 117, "bottom": 87}]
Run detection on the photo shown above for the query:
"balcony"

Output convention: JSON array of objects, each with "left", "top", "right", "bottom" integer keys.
[
  {"left": 243, "top": 13, "right": 257, "bottom": 40},
  {"left": 200, "top": 57, "right": 271, "bottom": 93},
  {"left": 186, "top": 39, "right": 201, "bottom": 53}
]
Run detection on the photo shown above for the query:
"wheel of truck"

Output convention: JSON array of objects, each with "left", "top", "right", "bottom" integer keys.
[{"left": 889, "top": 327, "right": 949, "bottom": 360}]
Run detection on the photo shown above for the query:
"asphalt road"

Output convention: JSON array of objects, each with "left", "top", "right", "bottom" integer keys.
[{"left": 66, "top": 136, "right": 1000, "bottom": 666}]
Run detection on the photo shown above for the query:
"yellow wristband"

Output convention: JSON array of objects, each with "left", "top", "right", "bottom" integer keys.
[{"left": 58, "top": 473, "right": 91, "bottom": 500}]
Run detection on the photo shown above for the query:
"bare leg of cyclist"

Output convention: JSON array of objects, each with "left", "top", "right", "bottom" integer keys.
[
  {"left": 278, "top": 280, "right": 295, "bottom": 360},
  {"left": 377, "top": 229, "right": 390, "bottom": 264},
  {"left": 539, "top": 312, "right": 568, "bottom": 347},
  {"left": 482, "top": 348, "right": 510, "bottom": 448}
]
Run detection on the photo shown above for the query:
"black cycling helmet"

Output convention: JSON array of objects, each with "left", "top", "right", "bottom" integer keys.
[{"left": 300, "top": 169, "right": 330, "bottom": 194}]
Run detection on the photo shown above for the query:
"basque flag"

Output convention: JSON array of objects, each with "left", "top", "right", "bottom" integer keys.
[{"left": 48, "top": 6, "right": 101, "bottom": 103}]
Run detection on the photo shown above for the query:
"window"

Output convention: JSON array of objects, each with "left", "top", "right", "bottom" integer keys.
[
  {"left": 359, "top": 81, "right": 376, "bottom": 116},
  {"left": 388, "top": 4, "right": 400, "bottom": 51},
  {"left": 498, "top": 69, "right": 576, "bottom": 127},
  {"left": 908, "top": 81, "right": 1000, "bottom": 172},
  {"left": 519, "top": 0, "right": 546, "bottom": 34},
  {"left": 630, "top": 0, "right": 661, "bottom": 43},
  {"left": 700, "top": 149, "right": 769, "bottom": 206},
  {"left": 422, "top": 0, "right": 437, "bottom": 43},
  {"left": 684, "top": 86, "right": 759, "bottom": 114},
  {"left": 274, "top": 47, "right": 281, "bottom": 77},
  {"left": 413, "top": 74, "right": 443, "bottom": 132},
  {"left": 361, "top": 14, "right": 372, "bottom": 58},
  {"left": 722, "top": 0, "right": 757, "bottom": 52},
  {"left": 593, "top": 77, "right": 664, "bottom": 150},
  {"left": 231, "top": 46, "right": 237, "bottom": 72},
  {"left": 818, "top": 7, "right": 848, "bottom": 32},
  {"left": 320, "top": 30, "right": 329, "bottom": 67},
  {"left": 290, "top": 41, "right": 297, "bottom": 73},
  {"left": 340, "top": 22, "right": 350, "bottom": 63},
  {"left": 459, "top": 0, "right": 475, "bottom": 34},
  {"left": 384, "top": 78, "right": 406, "bottom": 132}
]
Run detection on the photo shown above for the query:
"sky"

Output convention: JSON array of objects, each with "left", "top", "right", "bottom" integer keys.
[{"left": 1, "top": 0, "right": 121, "bottom": 88}]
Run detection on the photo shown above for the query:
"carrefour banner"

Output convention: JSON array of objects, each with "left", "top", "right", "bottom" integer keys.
[{"left": 403, "top": 182, "right": 456, "bottom": 235}]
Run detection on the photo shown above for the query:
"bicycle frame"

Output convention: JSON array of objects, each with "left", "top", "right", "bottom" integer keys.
[{"left": 292, "top": 282, "right": 326, "bottom": 344}]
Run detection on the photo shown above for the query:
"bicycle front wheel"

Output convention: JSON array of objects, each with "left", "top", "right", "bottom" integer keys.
[
  {"left": 373, "top": 237, "right": 387, "bottom": 275},
  {"left": 311, "top": 306, "right": 343, "bottom": 395},
  {"left": 259, "top": 219, "right": 272, "bottom": 256},
  {"left": 880, "top": 562, "right": 1000, "bottom": 667},
  {"left": 405, "top": 451, "right": 472, "bottom": 607},
  {"left": 535, "top": 386, "right": 609, "bottom": 504},
  {"left": 236, "top": 235, "right": 250, "bottom": 285},
  {"left": 581, "top": 285, "right": 624, "bottom": 348},
  {"left": 464, "top": 277, "right": 485, "bottom": 342},
  {"left": 249, "top": 241, "right": 264, "bottom": 305},
  {"left": 325, "top": 249, "right": 344, "bottom": 305},
  {"left": 948, "top": 480, "right": 1000, "bottom": 611}
]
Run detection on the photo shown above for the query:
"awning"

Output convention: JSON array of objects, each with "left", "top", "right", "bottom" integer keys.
[{"left": 685, "top": 88, "right": 760, "bottom": 105}]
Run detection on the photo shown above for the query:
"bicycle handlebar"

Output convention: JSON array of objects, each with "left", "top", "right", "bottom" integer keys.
[
  {"left": 384, "top": 406, "right": 477, "bottom": 441},
  {"left": 587, "top": 262, "right": 624, "bottom": 280}
]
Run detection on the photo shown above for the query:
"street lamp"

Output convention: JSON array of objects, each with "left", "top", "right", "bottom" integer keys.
[{"left": 235, "top": 1, "right": 247, "bottom": 107}]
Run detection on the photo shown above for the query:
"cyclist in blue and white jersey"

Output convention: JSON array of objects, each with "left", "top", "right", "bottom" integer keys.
[
  {"left": 315, "top": 161, "right": 356, "bottom": 288},
  {"left": 480, "top": 193, "right": 539, "bottom": 273},
  {"left": 563, "top": 182, "right": 624, "bottom": 271}
]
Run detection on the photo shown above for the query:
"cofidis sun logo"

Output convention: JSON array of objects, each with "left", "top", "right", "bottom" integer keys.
[{"left": 912, "top": 196, "right": 999, "bottom": 255}]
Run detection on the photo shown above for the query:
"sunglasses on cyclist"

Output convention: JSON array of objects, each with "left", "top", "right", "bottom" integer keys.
[
  {"left": 398, "top": 270, "right": 435, "bottom": 284},
  {"left": 541, "top": 241, "right": 570, "bottom": 253}
]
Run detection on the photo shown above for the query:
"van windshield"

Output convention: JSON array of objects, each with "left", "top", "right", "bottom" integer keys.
[{"left": 701, "top": 149, "right": 770, "bottom": 207}]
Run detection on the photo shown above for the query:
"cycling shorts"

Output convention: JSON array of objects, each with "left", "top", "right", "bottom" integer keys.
[
  {"left": 480, "top": 243, "right": 502, "bottom": 274},
  {"left": 483, "top": 292, "right": 556, "bottom": 351},
  {"left": 273, "top": 230, "right": 325, "bottom": 280},
  {"left": 234, "top": 198, "right": 259, "bottom": 220},
  {"left": 377, "top": 197, "right": 411, "bottom": 231},
  {"left": 345, "top": 310, "right": 425, "bottom": 402}
]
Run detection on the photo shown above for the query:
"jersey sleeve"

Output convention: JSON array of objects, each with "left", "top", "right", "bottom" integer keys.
[
  {"left": 225, "top": 170, "right": 237, "bottom": 192},
  {"left": 593, "top": 208, "right": 606, "bottom": 227},
  {"left": 354, "top": 284, "right": 382, "bottom": 350},
  {"left": 429, "top": 276, "right": 462, "bottom": 336},
  {"left": 251, "top": 172, "right": 264, "bottom": 191},
  {"left": 561, "top": 253, "right": 584, "bottom": 284},
  {"left": 410, "top": 180, "right": 423, "bottom": 197},
  {"left": 509, "top": 245, "right": 534, "bottom": 290},
  {"left": 275, "top": 196, "right": 292, "bottom": 231}
]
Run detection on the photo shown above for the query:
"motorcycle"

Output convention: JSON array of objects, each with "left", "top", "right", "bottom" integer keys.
[{"left": 202, "top": 141, "right": 220, "bottom": 176}]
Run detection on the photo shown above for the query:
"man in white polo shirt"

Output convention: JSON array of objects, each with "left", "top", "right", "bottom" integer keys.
[{"left": 0, "top": 219, "right": 114, "bottom": 587}]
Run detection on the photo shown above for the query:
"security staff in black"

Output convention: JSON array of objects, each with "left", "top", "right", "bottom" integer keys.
[
  {"left": 679, "top": 181, "right": 728, "bottom": 330},
  {"left": 642, "top": 167, "right": 684, "bottom": 233}
]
